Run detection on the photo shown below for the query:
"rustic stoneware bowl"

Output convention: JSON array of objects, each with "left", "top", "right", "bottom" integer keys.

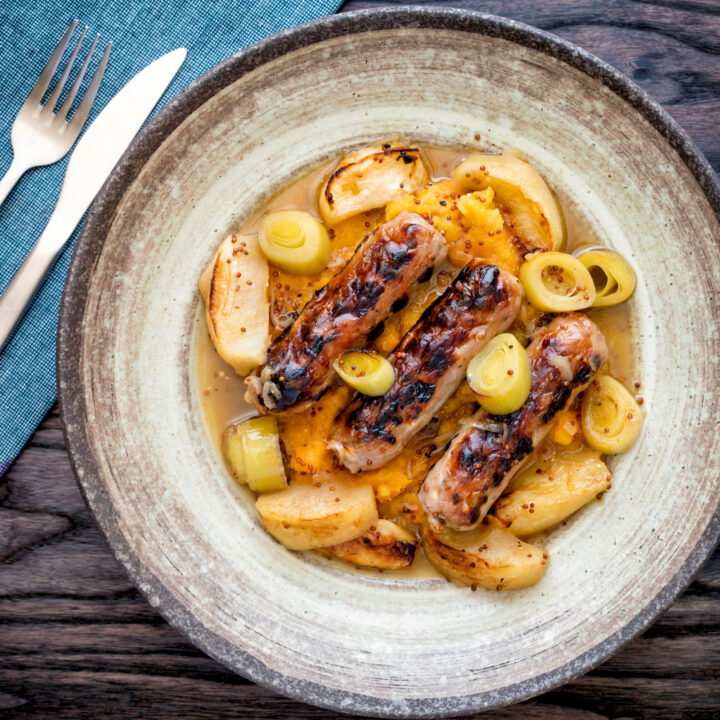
[{"left": 58, "top": 7, "right": 720, "bottom": 717}]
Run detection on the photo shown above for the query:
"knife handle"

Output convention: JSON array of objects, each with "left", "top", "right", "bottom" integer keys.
[{"left": 0, "top": 228, "right": 63, "bottom": 351}]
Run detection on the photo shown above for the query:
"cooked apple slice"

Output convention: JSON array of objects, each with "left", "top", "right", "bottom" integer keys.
[
  {"left": 319, "top": 143, "right": 429, "bottom": 224},
  {"left": 422, "top": 516, "right": 548, "bottom": 590},
  {"left": 256, "top": 480, "right": 378, "bottom": 551},
  {"left": 495, "top": 448, "right": 612, "bottom": 537},
  {"left": 324, "top": 519, "right": 417, "bottom": 569},
  {"left": 199, "top": 234, "right": 270, "bottom": 376},
  {"left": 452, "top": 149, "right": 564, "bottom": 251}
]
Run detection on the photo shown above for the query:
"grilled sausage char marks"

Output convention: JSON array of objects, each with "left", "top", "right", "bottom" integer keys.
[
  {"left": 419, "top": 314, "right": 608, "bottom": 530},
  {"left": 245, "top": 212, "right": 447, "bottom": 413},
  {"left": 329, "top": 260, "right": 522, "bottom": 472}
]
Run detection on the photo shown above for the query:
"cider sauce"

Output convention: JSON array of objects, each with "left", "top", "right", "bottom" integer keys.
[{"left": 194, "top": 144, "right": 639, "bottom": 582}]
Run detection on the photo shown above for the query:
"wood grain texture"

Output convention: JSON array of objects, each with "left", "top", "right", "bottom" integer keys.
[{"left": 1, "top": 1, "right": 719, "bottom": 717}]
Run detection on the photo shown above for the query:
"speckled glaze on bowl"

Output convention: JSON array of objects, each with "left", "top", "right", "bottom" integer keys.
[{"left": 58, "top": 7, "right": 720, "bottom": 718}]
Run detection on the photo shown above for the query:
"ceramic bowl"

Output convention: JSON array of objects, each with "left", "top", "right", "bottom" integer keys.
[{"left": 58, "top": 7, "right": 720, "bottom": 717}]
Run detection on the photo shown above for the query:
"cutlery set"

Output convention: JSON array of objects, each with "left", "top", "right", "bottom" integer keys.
[{"left": 0, "top": 21, "right": 185, "bottom": 350}]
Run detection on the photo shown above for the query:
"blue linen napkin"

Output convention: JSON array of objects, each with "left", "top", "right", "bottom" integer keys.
[{"left": 0, "top": 0, "right": 342, "bottom": 476}]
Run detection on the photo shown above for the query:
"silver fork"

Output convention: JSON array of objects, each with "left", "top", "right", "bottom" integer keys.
[{"left": 0, "top": 20, "right": 111, "bottom": 207}]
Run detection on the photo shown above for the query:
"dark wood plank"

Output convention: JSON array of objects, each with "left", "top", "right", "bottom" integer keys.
[{"left": 2, "top": 2, "right": 719, "bottom": 717}]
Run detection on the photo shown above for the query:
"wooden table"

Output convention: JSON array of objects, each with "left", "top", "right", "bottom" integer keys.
[{"left": 2, "top": 2, "right": 719, "bottom": 717}]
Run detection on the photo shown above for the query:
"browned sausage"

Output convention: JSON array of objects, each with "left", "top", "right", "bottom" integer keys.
[
  {"left": 329, "top": 260, "right": 522, "bottom": 472},
  {"left": 419, "top": 314, "right": 608, "bottom": 530},
  {"left": 245, "top": 212, "right": 446, "bottom": 412}
]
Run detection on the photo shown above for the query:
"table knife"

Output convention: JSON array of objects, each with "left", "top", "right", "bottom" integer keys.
[{"left": 0, "top": 47, "right": 186, "bottom": 351}]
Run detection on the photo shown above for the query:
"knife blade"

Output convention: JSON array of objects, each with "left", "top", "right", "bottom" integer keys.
[{"left": 0, "top": 47, "right": 186, "bottom": 351}]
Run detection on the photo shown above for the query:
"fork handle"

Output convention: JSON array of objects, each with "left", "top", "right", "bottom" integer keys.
[
  {"left": 0, "top": 228, "right": 62, "bottom": 351},
  {"left": 0, "top": 156, "right": 31, "bottom": 208}
]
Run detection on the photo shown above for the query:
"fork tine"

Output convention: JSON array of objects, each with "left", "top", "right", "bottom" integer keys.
[
  {"left": 57, "top": 33, "right": 98, "bottom": 122},
  {"left": 45, "top": 26, "right": 87, "bottom": 113},
  {"left": 24, "top": 20, "right": 79, "bottom": 108},
  {"left": 69, "top": 41, "right": 111, "bottom": 131}
]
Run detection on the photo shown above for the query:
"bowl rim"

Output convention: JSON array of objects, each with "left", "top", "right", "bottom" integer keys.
[{"left": 57, "top": 6, "right": 720, "bottom": 717}]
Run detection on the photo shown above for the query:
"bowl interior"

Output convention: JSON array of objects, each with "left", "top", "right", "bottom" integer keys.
[{"left": 59, "top": 11, "right": 720, "bottom": 717}]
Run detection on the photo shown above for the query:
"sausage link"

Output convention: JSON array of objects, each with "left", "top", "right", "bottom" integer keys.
[
  {"left": 419, "top": 314, "right": 608, "bottom": 530},
  {"left": 329, "top": 260, "right": 521, "bottom": 472},
  {"left": 246, "top": 212, "right": 446, "bottom": 412}
]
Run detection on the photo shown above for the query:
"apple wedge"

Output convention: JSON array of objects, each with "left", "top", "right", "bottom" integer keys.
[
  {"left": 423, "top": 516, "right": 548, "bottom": 590},
  {"left": 495, "top": 448, "right": 612, "bottom": 537},
  {"left": 324, "top": 519, "right": 417, "bottom": 569},
  {"left": 453, "top": 149, "right": 564, "bottom": 251},
  {"left": 319, "top": 143, "right": 429, "bottom": 224},
  {"left": 256, "top": 480, "right": 378, "bottom": 551},
  {"left": 199, "top": 234, "right": 270, "bottom": 376}
]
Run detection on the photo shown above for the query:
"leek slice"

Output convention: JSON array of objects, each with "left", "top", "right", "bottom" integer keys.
[
  {"left": 520, "top": 251, "right": 596, "bottom": 312},
  {"left": 258, "top": 210, "right": 330, "bottom": 275},
  {"left": 577, "top": 249, "right": 636, "bottom": 307},
  {"left": 334, "top": 350, "right": 395, "bottom": 395},
  {"left": 581, "top": 375, "right": 643, "bottom": 453},
  {"left": 466, "top": 333, "right": 531, "bottom": 415},
  {"left": 224, "top": 416, "right": 287, "bottom": 492}
]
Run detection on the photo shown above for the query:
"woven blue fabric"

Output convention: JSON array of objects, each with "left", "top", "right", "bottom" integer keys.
[{"left": 0, "top": 0, "right": 342, "bottom": 475}]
